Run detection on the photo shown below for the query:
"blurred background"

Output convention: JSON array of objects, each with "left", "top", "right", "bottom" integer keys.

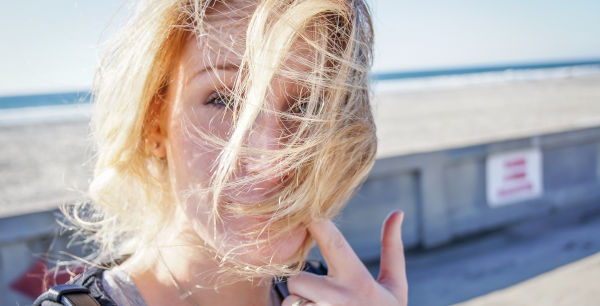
[{"left": 1, "top": 0, "right": 599, "bottom": 305}]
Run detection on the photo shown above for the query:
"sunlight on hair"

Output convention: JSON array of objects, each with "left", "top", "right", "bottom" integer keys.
[{"left": 63, "top": 0, "right": 375, "bottom": 285}]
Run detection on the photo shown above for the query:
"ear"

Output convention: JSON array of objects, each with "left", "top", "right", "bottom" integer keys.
[{"left": 144, "top": 97, "right": 167, "bottom": 159}]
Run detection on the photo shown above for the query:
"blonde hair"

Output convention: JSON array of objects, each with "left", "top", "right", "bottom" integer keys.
[{"left": 67, "top": 0, "right": 375, "bottom": 280}]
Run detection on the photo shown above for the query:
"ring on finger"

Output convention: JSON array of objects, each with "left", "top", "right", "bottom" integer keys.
[{"left": 291, "top": 297, "right": 310, "bottom": 306}]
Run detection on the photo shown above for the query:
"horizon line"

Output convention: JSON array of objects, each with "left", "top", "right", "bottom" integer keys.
[
  {"left": 372, "top": 58, "right": 600, "bottom": 81},
  {"left": 2, "top": 58, "right": 600, "bottom": 98}
]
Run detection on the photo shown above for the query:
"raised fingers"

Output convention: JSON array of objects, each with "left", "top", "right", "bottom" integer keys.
[
  {"left": 288, "top": 214, "right": 408, "bottom": 306},
  {"left": 377, "top": 210, "right": 408, "bottom": 300}
]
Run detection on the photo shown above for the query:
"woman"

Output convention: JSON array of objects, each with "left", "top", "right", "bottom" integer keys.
[{"left": 43, "top": 0, "right": 408, "bottom": 305}]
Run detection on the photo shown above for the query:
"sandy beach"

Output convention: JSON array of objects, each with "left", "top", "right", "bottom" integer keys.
[
  {"left": 0, "top": 120, "right": 93, "bottom": 217},
  {"left": 1, "top": 75, "right": 599, "bottom": 217},
  {"left": 374, "top": 74, "right": 600, "bottom": 157}
]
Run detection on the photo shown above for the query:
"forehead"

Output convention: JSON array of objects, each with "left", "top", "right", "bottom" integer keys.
[
  {"left": 178, "top": 2, "right": 253, "bottom": 70},
  {"left": 176, "top": 1, "right": 315, "bottom": 83}
]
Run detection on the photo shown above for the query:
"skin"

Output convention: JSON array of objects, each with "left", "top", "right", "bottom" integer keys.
[
  {"left": 163, "top": 35, "right": 311, "bottom": 265},
  {"left": 123, "top": 2, "right": 408, "bottom": 306},
  {"left": 284, "top": 211, "right": 408, "bottom": 306}
]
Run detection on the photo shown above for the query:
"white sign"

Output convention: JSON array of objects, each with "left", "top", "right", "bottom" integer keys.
[{"left": 486, "top": 148, "right": 543, "bottom": 207}]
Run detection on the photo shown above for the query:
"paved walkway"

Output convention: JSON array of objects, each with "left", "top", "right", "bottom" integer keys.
[
  {"left": 365, "top": 203, "right": 600, "bottom": 305},
  {"left": 457, "top": 251, "right": 600, "bottom": 306}
]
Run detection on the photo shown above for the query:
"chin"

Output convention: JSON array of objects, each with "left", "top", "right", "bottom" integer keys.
[
  {"left": 261, "top": 225, "right": 308, "bottom": 264},
  {"left": 177, "top": 187, "right": 308, "bottom": 269},
  {"left": 225, "top": 224, "right": 309, "bottom": 267}
]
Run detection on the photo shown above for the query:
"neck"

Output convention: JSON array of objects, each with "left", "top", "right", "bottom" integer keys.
[{"left": 121, "top": 219, "right": 274, "bottom": 306}]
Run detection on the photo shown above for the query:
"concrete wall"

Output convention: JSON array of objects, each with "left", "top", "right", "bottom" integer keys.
[
  {"left": 338, "top": 126, "right": 600, "bottom": 257},
  {"left": 0, "top": 210, "right": 64, "bottom": 304},
  {"left": 2, "top": 126, "right": 600, "bottom": 303}
]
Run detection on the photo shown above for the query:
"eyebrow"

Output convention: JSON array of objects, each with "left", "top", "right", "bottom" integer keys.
[{"left": 188, "top": 63, "right": 240, "bottom": 85}]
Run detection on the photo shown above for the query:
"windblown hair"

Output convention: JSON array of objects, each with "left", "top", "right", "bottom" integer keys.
[{"left": 67, "top": 0, "right": 375, "bottom": 281}]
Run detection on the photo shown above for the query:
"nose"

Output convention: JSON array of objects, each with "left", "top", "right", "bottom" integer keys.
[{"left": 243, "top": 110, "right": 285, "bottom": 176}]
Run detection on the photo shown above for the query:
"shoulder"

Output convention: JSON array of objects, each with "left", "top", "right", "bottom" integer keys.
[
  {"left": 33, "top": 266, "right": 118, "bottom": 306},
  {"left": 70, "top": 267, "right": 118, "bottom": 306}
]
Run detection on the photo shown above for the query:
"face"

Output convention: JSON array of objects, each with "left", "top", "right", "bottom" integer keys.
[{"left": 156, "top": 6, "right": 310, "bottom": 265}]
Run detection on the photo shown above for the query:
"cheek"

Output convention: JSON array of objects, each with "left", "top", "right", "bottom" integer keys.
[
  {"left": 168, "top": 125, "right": 216, "bottom": 194},
  {"left": 167, "top": 104, "right": 227, "bottom": 194},
  {"left": 166, "top": 107, "right": 219, "bottom": 222},
  {"left": 166, "top": 114, "right": 223, "bottom": 249}
]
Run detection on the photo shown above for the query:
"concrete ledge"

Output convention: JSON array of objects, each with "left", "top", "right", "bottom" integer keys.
[
  {"left": 2, "top": 125, "right": 600, "bottom": 304},
  {"left": 342, "top": 125, "right": 600, "bottom": 252},
  {"left": 0, "top": 210, "right": 58, "bottom": 244}
]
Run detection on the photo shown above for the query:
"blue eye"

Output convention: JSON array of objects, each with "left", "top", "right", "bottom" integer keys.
[
  {"left": 205, "top": 92, "right": 233, "bottom": 109},
  {"left": 290, "top": 98, "right": 320, "bottom": 115},
  {"left": 293, "top": 101, "right": 309, "bottom": 114}
]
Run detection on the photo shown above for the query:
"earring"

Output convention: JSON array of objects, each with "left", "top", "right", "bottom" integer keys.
[{"left": 152, "top": 141, "right": 159, "bottom": 149}]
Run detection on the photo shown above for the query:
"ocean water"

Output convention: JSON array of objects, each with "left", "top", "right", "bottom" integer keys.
[
  {"left": 1, "top": 60, "right": 599, "bottom": 126},
  {"left": 371, "top": 59, "right": 600, "bottom": 81},
  {"left": 0, "top": 91, "right": 90, "bottom": 109},
  {"left": 0, "top": 91, "right": 91, "bottom": 126},
  {"left": 372, "top": 63, "right": 600, "bottom": 93}
]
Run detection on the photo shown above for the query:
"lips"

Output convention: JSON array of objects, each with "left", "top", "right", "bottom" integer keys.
[
  {"left": 221, "top": 169, "right": 291, "bottom": 205},
  {"left": 220, "top": 183, "right": 279, "bottom": 206}
]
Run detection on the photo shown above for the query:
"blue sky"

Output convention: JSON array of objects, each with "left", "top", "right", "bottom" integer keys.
[
  {"left": 370, "top": 0, "right": 600, "bottom": 72},
  {"left": 1, "top": 0, "right": 599, "bottom": 95}
]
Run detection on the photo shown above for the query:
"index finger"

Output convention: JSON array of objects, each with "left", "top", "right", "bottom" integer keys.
[
  {"left": 308, "top": 219, "right": 370, "bottom": 279},
  {"left": 378, "top": 210, "right": 408, "bottom": 300}
]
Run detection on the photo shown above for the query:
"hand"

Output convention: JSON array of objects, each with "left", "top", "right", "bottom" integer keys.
[{"left": 283, "top": 210, "right": 408, "bottom": 306}]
